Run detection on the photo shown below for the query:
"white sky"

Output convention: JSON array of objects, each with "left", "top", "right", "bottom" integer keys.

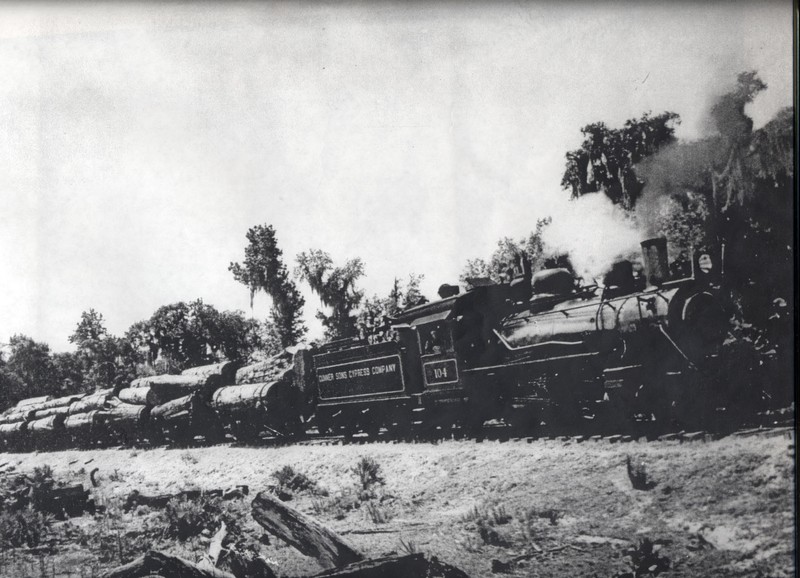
[{"left": 0, "top": 1, "right": 794, "bottom": 351}]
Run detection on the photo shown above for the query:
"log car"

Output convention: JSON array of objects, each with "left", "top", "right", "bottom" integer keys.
[
  {"left": 210, "top": 380, "right": 302, "bottom": 441},
  {"left": 0, "top": 421, "right": 28, "bottom": 452},
  {"left": 149, "top": 392, "right": 226, "bottom": 445},
  {"left": 63, "top": 411, "right": 107, "bottom": 448}
]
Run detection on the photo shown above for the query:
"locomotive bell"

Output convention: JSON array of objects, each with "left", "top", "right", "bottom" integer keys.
[{"left": 640, "top": 237, "right": 669, "bottom": 287}]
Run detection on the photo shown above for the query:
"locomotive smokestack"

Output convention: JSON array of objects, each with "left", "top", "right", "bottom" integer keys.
[{"left": 640, "top": 237, "right": 669, "bottom": 286}]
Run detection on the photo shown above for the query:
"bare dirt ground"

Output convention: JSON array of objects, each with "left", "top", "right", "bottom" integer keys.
[{"left": 0, "top": 430, "right": 795, "bottom": 578}]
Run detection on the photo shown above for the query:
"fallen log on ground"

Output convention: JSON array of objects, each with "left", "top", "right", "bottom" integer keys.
[
  {"left": 309, "top": 553, "right": 471, "bottom": 578},
  {"left": 251, "top": 491, "right": 364, "bottom": 569},
  {"left": 251, "top": 491, "right": 470, "bottom": 577},
  {"left": 101, "top": 550, "right": 236, "bottom": 578},
  {"left": 6, "top": 483, "right": 97, "bottom": 519},
  {"left": 123, "top": 486, "right": 249, "bottom": 512}
]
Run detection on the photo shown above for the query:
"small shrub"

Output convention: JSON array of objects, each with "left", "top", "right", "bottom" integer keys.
[
  {"left": 352, "top": 456, "right": 384, "bottom": 491},
  {"left": 31, "top": 466, "right": 55, "bottom": 489},
  {"left": 460, "top": 503, "right": 511, "bottom": 526},
  {"left": 0, "top": 508, "right": 53, "bottom": 548},
  {"left": 626, "top": 456, "right": 656, "bottom": 491},
  {"left": 161, "top": 495, "right": 243, "bottom": 541},
  {"left": 520, "top": 506, "right": 563, "bottom": 527},
  {"left": 489, "top": 504, "right": 511, "bottom": 525},
  {"left": 311, "top": 492, "right": 360, "bottom": 520},
  {"left": 271, "top": 465, "right": 323, "bottom": 497}
]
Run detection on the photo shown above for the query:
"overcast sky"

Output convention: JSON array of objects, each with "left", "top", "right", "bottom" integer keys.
[{"left": 0, "top": 1, "right": 793, "bottom": 352}]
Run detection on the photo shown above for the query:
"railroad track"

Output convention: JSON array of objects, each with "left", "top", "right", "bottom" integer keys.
[{"left": 230, "top": 408, "right": 794, "bottom": 449}]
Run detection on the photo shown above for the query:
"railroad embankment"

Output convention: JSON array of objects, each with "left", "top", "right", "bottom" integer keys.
[{"left": 0, "top": 431, "right": 794, "bottom": 577}]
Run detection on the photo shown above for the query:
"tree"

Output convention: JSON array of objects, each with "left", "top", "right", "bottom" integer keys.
[
  {"left": 229, "top": 225, "right": 306, "bottom": 348},
  {"left": 627, "top": 71, "right": 792, "bottom": 404},
  {"left": 125, "top": 300, "right": 263, "bottom": 371},
  {"left": 357, "top": 274, "right": 428, "bottom": 343},
  {"left": 69, "top": 309, "right": 126, "bottom": 391},
  {"left": 460, "top": 217, "right": 554, "bottom": 288},
  {"left": 4, "top": 335, "right": 57, "bottom": 398},
  {"left": 296, "top": 250, "right": 365, "bottom": 340},
  {"left": 0, "top": 352, "right": 28, "bottom": 408},
  {"left": 562, "top": 112, "right": 680, "bottom": 209},
  {"left": 69, "top": 309, "right": 108, "bottom": 347}
]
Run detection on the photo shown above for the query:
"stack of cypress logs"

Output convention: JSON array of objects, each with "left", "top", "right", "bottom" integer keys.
[
  {"left": 210, "top": 351, "right": 310, "bottom": 442},
  {"left": 64, "top": 388, "right": 119, "bottom": 447},
  {"left": 0, "top": 352, "right": 312, "bottom": 450},
  {"left": 1, "top": 394, "right": 82, "bottom": 450},
  {"left": 131, "top": 361, "right": 238, "bottom": 445},
  {"left": 0, "top": 397, "right": 46, "bottom": 451}
]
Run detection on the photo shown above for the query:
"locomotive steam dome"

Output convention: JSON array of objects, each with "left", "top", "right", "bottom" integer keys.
[{"left": 531, "top": 268, "right": 574, "bottom": 295}]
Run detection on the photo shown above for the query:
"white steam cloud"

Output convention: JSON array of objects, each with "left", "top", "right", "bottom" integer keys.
[{"left": 542, "top": 193, "right": 644, "bottom": 283}]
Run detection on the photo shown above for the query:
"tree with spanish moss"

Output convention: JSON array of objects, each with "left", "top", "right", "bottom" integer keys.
[
  {"left": 295, "top": 250, "right": 365, "bottom": 341},
  {"left": 229, "top": 225, "right": 306, "bottom": 349},
  {"left": 562, "top": 111, "right": 680, "bottom": 210}
]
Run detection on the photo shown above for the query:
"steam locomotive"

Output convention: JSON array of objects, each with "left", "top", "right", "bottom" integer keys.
[{"left": 0, "top": 237, "right": 742, "bottom": 452}]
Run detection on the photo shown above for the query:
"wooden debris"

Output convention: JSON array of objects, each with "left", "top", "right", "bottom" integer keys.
[
  {"left": 200, "top": 522, "right": 228, "bottom": 571},
  {"left": 310, "top": 553, "right": 470, "bottom": 578},
  {"left": 101, "top": 550, "right": 236, "bottom": 578},
  {"left": 251, "top": 491, "right": 364, "bottom": 569},
  {"left": 224, "top": 543, "right": 278, "bottom": 578},
  {"left": 123, "top": 486, "right": 249, "bottom": 512}
]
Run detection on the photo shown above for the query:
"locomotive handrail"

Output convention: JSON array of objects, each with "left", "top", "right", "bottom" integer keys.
[{"left": 492, "top": 329, "right": 584, "bottom": 352}]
